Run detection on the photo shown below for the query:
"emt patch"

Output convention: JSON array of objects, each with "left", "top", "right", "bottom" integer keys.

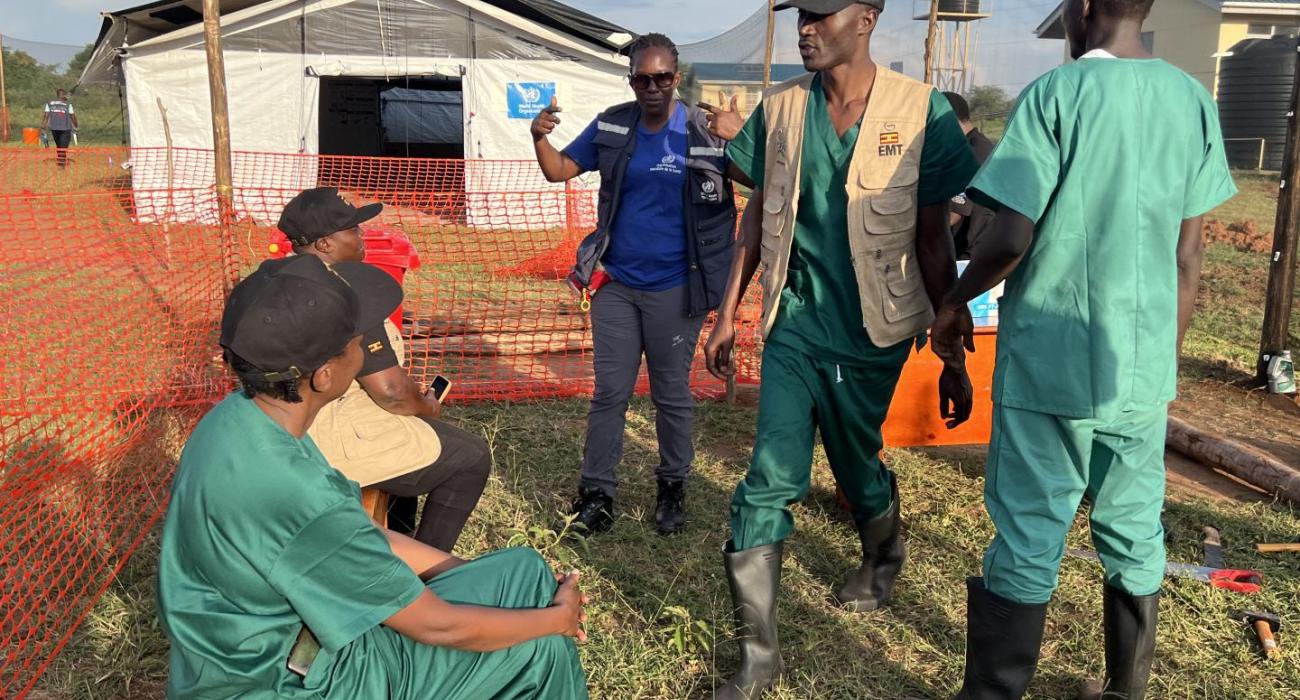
[{"left": 878, "top": 130, "right": 903, "bottom": 156}]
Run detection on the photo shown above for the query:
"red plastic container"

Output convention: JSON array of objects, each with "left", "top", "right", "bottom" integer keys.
[{"left": 268, "top": 223, "right": 421, "bottom": 330}]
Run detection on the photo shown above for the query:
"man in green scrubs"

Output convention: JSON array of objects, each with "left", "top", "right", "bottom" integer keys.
[
  {"left": 932, "top": 0, "right": 1236, "bottom": 697},
  {"left": 158, "top": 255, "right": 589, "bottom": 699},
  {"left": 703, "top": 1, "right": 978, "bottom": 697}
]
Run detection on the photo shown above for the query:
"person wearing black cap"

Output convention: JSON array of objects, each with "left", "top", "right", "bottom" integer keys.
[
  {"left": 701, "top": 1, "right": 979, "bottom": 697},
  {"left": 279, "top": 187, "right": 492, "bottom": 554},
  {"left": 157, "top": 255, "right": 589, "bottom": 698},
  {"left": 941, "top": 91, "right": 996, "bottom": 260}
]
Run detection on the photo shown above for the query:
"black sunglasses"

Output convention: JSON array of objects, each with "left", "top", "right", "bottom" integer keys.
[{"left": 629, "top": 72, "right": 676, "bottom": 90}]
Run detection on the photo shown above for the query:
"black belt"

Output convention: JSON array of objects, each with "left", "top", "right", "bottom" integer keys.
[{"left": 287, "top": 626, "right": 321, "bottom": 679}]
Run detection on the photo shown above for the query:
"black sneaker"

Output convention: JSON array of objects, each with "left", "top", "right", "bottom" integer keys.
[
  {"left": 654, "top": 479, "right": 687, "bottom": 535},
  {"left": 568, "top": 487, "right": 615, "bottom": 535}
]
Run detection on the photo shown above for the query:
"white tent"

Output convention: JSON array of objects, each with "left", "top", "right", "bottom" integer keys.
[{"left": 81, "top": 0, "right": 634, "bottom": 223}]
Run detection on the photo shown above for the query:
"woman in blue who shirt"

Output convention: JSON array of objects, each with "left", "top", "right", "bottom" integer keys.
[{"left": 530, "top": 33, "right": 738, "bottom": 536}]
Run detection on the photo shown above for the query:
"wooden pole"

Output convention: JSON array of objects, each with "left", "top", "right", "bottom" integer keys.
[
  {"left": 0, "top": 33, "right": 9, "bottom": 143},
  {"left": 1256, "top": 40, "right": 1300, "bottom": 385},
  {"left": 762, "top": 0, "right": 776, "bottom": 89},
  {"left": 924, "top": 0, "right": 940, "bottom": 85},
  {"left": 202, "top": 0, "right": 237, "bottom": 293}
]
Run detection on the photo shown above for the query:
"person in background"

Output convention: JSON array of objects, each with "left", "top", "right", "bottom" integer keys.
[
  {"left": 158, "top": 255, "right": 588, "bottom": 698},
  {"left": 942, "top": 91, "right": 996, "bottom": 260},
  {"left": 933, "top": 0, "right": 1236, "bottom": 697},
  {"left": 283, "top": 187, "right": 492, "bottom": 554},
  {"left": 529, "top": 33, "right": 738, "bottom": 536},
  {"left": 703, "top": 1, "right": 979, "bottom": 696},
  {"left": 41, "top": 89, "right": 77, "bottom": 169}
]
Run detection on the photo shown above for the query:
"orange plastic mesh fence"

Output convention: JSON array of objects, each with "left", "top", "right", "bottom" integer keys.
[{"left": 0, "top": 147, "right": 763, "bottom": 696}]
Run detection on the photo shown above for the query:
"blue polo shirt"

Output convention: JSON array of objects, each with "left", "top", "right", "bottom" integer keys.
[{"left": 563, "top": 102, "right": 689, "bottom": 291}]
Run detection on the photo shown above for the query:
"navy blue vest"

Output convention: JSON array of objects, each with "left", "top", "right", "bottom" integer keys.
[{"left": 571, "top": 102, "right": 736, "bottom": 317}]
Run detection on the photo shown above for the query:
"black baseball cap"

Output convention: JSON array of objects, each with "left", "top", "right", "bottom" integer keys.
[
  {"left": 277, "top": 187, "right": 383, "bottom": 247},
  {"left": 774, "top": 0, "right": 884, "bottom": 12},
  {"left": 220, "top": 256, "right": 402, "bottom": 382}
]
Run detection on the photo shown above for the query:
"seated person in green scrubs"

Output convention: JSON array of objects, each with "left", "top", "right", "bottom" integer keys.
[{"left": 157, "top": 255, "right": 589, "bottom": 699}]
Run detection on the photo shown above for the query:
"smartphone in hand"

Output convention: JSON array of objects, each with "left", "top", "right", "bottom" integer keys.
[{"left": 425, "top": 375, "right": 452, "bottom": 403}]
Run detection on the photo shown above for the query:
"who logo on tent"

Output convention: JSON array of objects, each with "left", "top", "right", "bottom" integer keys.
[{"left": 508, "top": 82, "right": 557, "bottom": 119}]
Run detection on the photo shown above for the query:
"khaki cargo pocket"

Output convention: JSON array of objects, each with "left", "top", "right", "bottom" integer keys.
[
  {"left": 340, "top": 417, "right": 413, "bottom": 462},
  {"left": 759, "top": 186, "right": 788, "bottom": 266},
  {"left": 861, "top": 190, "right": 917, "bottom": 235},
  {"left": 878, "top": 256, "right": 930, "bottom": 323}
]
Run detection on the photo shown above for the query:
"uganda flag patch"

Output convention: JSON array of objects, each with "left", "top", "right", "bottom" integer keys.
[{"left": 879, "top": 132, "right": 900, "bottom": 145}]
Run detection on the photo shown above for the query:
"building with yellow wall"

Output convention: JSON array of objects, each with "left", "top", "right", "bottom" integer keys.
[{"left": 1035, "top": 0, "right": 1299, "bottom": 96}]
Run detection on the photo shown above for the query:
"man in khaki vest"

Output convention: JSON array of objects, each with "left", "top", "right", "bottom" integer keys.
[
  {"left": 702, "top": 1, "right": 978, "bottom": 696},
  {"left": 279, "top": 188, "right": 492, "bottom": 553}
]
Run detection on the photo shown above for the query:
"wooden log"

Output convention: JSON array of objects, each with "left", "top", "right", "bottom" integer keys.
[
  {"left": 1166, "top": 416, "right": 1300, "bottom": 504},
  {"left": 407, "top": 332, "right": 593, "bottom": 357}
]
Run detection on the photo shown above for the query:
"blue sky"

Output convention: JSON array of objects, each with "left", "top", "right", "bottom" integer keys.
[{"left": 1, "top": 0, "right": 1064, "bottom": 93}]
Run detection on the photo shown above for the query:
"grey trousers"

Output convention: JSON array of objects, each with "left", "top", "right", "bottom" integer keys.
[{"left": 581, "top": 281, "right": 706, "bottom": 497}]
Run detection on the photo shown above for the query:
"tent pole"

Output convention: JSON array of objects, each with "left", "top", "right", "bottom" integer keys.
[
  {"left": 762, "top": 0, "right": 775, "bottom": 89},
  {"left": 924, "top": 0, "right": 939, "bottom": 85},
  {"left": 203, "top": 0, "right": 238, "bottom": 294},
  {"left": 0, "top": 33, "right": 9, "bottom": 143}
]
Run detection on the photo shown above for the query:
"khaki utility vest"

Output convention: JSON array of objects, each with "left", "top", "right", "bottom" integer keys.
[
  {"left": 759, "top": 68, "right": 935, "bottom": 348},
  {"left": 308, "top": 319, "right": 441, "bottom": 487}
]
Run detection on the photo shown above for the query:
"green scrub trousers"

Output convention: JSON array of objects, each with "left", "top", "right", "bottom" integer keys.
[
  {"left": 982, "top": 405, "right": 1168, "bottom": 605},
  {"left": 729, "top": 339, "right": 909, "bottom": 551},
  {"left": 306, "top": 548, "right": 588, "bottom": 699}
]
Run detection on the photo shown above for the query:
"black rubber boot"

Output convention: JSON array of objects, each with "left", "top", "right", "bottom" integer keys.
[
  {"left": 654, "top": 478, "right": 687, "bottom": 534},
  {"left": 955, "top": 577, "right": 1049, "bottom": 700},
  {"left": 835, "top": 471, "right": 905, "bottom": 612},
  {"left": 1078, "top": 586, "right": 1160, "bottom": 700},
  {"left": 567, "top": 486, "right": 614, "bottom": 535},
  {"left": 716, "top": 541, "right": 785, "bottom": 700}
]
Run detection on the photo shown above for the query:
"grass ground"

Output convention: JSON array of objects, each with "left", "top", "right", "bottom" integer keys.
[
  {"left": 28, "top": 397, "right": 1300, "bottom": 700},
  {"left": 20, "top": 171, "right": 1300, "bottom": 699}
]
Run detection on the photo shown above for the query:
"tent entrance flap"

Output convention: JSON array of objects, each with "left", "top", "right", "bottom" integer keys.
[{"left": 318, "top": 76, "right": 465, "bottom": 159}]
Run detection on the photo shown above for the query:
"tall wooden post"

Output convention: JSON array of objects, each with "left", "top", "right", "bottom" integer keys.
[
  {"left": 1257, "top": 40, "right": 1300, "bottom": 386},
  {"left": 202, "top": 0, "right": 237, "bottom": 293},
  {"left": 924, "top": 0, "right": 940, "bottom": 85},
  {"left": 762, "top": 0, "right": 776, "bottom": 89},
  {"left": 0, "top": 33, "right": 9, "bottom": 143}
]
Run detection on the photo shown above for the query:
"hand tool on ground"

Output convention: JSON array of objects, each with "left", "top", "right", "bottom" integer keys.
[
  {"left": 1240, "top": 610, "right": 1282, "bottom": 659},
  {"left": 1256, "top": 543, "right": 1300, "bottom": 553},
  {"left": 1203, "top": 527, "right": 1262, "bottom": 586},
  {"left": 1203, "top": 526, "right": 1225, "bottom": 569},
  {"left": 1066, "top": 549, "right": 1262, "bottom": 594}
]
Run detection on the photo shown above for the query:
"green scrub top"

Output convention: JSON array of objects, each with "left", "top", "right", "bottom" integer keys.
[
  {"left": 969, "top": 56, "right": 1237, "bottom": 419},
  {"left": 728, "top": 74, "right": 978, "bottom": 365},
  {"left": 158, "top": 393, "right": 426, "bottom": 698}
]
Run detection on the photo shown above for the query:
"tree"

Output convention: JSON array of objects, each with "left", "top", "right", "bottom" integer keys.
[
  {"left": 965, "top": 85, "right": 1012, "bottom": 118},
  {"left": 65, "top": 43, "right": 96, "bottom": 81},
  {"left": 2, "top": 46, "right": 125, "bottom": 143}
]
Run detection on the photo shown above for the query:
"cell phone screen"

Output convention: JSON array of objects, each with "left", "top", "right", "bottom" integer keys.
[{"left": 428, "top": 376, "right": 451, "bottom": 402}]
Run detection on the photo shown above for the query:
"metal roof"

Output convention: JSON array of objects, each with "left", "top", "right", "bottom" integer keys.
[
  {"left": 91, "top": 0, "right": 633, "bottom": 54},
  {"left": 690, "top": 62, "right": 807, "bottom": 84},
  {"left": 1035, "top": 0, "right": 1300, "bottom": 39}
]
